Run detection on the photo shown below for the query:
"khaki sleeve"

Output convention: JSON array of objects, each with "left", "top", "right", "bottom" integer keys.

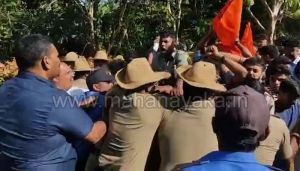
[{"left": 280, "top": 119, "right": 293, "bottom": 159}]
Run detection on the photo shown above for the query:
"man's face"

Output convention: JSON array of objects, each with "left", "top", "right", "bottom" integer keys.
[
  {"left": 245, "top": 65, "right": 264, "bottom": 80},
  {"left": 269, "top": 74, "right": 288, "bottom": 92},
  {"left": 54, "top": 63, "right": 74, "bottom": 91},
  {"left": 160, "top": 36, "right": 175, "bottom": 53},
  {"left": 94, "top": 81, "right": 113, "bottom": 93},
  {"left": 256, "top": 39, "right": 268, "bottom": 48},
  {"left": 47, "top": 45, "right": 60, "bottom": 79}
]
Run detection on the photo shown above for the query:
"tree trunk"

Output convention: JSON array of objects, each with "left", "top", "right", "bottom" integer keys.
[
  {"left": 175, "top": 0, "right": 183, "bottom": 42},
  {"left": 107, "top": 0, "right": 128, "bottom": 55},
  {"left": 258, "top": 0, "right": 284, "bottom": 44},
  {"left": 114, "top": 28, "right": 128, "bottom": 56},
  {"left": 86, "top": 0, "right": 95, "bottom": 44}
]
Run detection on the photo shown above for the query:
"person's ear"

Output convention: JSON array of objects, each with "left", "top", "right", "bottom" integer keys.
[
  {"left": 53, "top": 77, "right": 58, "bottom": 83},
  {"left": 259, "top": 125, "right": 270, "bottom": 141},
  {"left": 93, "top": 83, "right": 100, "bottom": 92},
  {"left": 41, "top": 56, "right": 51, "bottom": 70}
]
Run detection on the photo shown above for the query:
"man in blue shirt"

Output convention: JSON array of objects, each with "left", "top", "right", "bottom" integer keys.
[
  {"left": 178, "top": 85, "right": 281, "bottom": 171},
  {"left": 0, "top": 34, "right": 106, "bottom": 171}
]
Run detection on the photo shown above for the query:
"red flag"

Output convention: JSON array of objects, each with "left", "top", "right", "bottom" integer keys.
[
  {"left": 213, "top": 0, "right": 243, "bottom": 47},
  {"left": 241, "top": 22, "right": 256, "bottom": 56}
]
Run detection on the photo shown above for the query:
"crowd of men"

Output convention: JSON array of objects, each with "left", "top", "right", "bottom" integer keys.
[{"left": 0, "top": 30, "right": 300, "bottom": 171}]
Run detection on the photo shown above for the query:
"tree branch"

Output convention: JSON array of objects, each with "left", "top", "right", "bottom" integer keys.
[
  {"left": 246, "top": 7, "right": 266, "bottom": 31},
  {"left": 259, "top": 0, "right": 273, "bottom": 17}
]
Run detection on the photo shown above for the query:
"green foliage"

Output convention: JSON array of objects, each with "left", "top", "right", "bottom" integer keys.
[{"left": 0, "top": 0, "right": 299, "bottom": 61}]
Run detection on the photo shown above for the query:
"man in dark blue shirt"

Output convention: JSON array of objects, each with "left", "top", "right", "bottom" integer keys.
[{"left": 0, "top": 34, "right": 106, "bottom": 171}]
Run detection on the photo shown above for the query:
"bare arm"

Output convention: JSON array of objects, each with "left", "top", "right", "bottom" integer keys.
[
  {"left": 148, "top": 52, "right": 154, "bottom": 64},
  {"left": 84, "top": 121, "right": 107, "bottom": 144},
  {"left": 209, "top": 45, "right": 248, "bottom": 79},
  {"left": 218, "top": 51, "right": 247, "bottom": 64},
  {"left": 236, "top": 41, "right": 252, "bottom": 58}
]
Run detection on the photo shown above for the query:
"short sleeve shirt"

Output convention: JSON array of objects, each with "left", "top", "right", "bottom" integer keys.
[
  {"left": 151, "top": 50, "right": 188, "bottom": 85},
  {"left": 0, "top": 72, "right": 93, "bottom": 171},
  {"left": 278, "top": 100, "right": 300, "bottom": 130},
  {"left": 255, "top": 116, "right": 292, "bottom": 165}
]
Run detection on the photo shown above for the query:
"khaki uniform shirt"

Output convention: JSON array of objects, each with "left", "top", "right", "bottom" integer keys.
[
  {"left": 159, "top": 100, "right": 218, "bottom": 171},
  {"left": 99, "top": 87, "right": 168, "bottom": 171},
  {"left": 255, "top": 115, "right": 292, "bottom": 165}
]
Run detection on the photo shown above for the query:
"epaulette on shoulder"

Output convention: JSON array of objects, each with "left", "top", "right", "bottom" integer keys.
[{"left": 173, "top": 160, "right": 210, "bottom": 171}]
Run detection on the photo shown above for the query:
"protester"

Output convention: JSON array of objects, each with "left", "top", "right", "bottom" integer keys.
[
  {"left": 278, "top": 79, "right": 300, "bottom": 130},
  {"left": 0, "top": 34, "right": 106, "bottom": 171},
  {"left": 267, "top": 65, "right": 291, "bottom": 100},
  {"left": 257, "top": 45, "right": 280, "bottom": 64},
  {"left": 255, "top": 33, "right": 268, "bottom": 48},
  {"left": 148, "top": 35, "right": 160, "bottom": 64},
  {"left": 159, "top": 61, "right": 226, "bottom": 171},
  {"left": 150, "top": 30, "right": 189, "bottom": 96},
  {"left": 98, "top": 58, "right": 171, "bottom": 170},
  {"left": 177, "top": 85, "right": 278, "bottom": 171}
]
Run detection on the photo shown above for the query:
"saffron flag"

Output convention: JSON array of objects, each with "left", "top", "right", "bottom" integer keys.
[
  {"left": 213, "top": 0, "right": 243, "bottom": 46},
  {"left": 213, "top": 0, "right": 243, "bottom": 56},
  {"left": 241, "top": 22, "right": 256, "bottom": 56}
]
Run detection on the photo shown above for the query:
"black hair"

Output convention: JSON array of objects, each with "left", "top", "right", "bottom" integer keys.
[
  {"left": 267, "top": 64, "right": 291, "bottom": 77},
  {"left": 14, "top": 34, "right": 53, "bottom": 71},
  {"left": 74, "top": 71, "right": 90, "bottom": 80},
  {"left": 183, "top": 82, "right": 215, "bottom": 102},
  {"left": 243, "top": 57, "right": 266, "bottom": 70},
  {"left": 255, "top": 33, "right": 267, "bottom": 41},
  {"left": 124, "top": 50, "right": 138, "bottom": 63},
  {"left": 258, "top": 45, "right": 279, "bottom": 59},
  {"left": 108, "top": 59, "right": 126, "bottom": 76},
  {"left": 159, "top": 30, "right": 176, "bottom": 39},
  {"left": 271, "top": 56, "right": 292, "bottom": 65},
  {"left": 282, "top": 39, "right": 300, "bottom": 48},
  {"left": 279, "top": 78, "right": 300, "bottom": 100}
]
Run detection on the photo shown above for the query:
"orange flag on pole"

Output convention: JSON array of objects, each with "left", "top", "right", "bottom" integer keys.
[
  {"left": 213, "top": 0, "right": 243, "bottom": 48},
  {"left": 241, "top": 22, "right": 256, "bottom": 56}
]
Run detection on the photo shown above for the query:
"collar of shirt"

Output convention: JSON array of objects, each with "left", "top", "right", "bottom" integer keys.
[
  {"left": 293, "top": 56, "right": 300, "bottom": 65},
  {"left": 200, "top": 151, "right": 257, "bottom": 164},
  {"left": 18, "top": 71, "right": 55, "bottom": 88}
]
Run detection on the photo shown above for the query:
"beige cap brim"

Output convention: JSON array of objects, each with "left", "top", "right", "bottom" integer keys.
[
  {"left": 115, "top": 68, "right": 171, "bottom": 90},
  {"left": 176, "top": 65, "right": 226, "bottom": 92}
]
